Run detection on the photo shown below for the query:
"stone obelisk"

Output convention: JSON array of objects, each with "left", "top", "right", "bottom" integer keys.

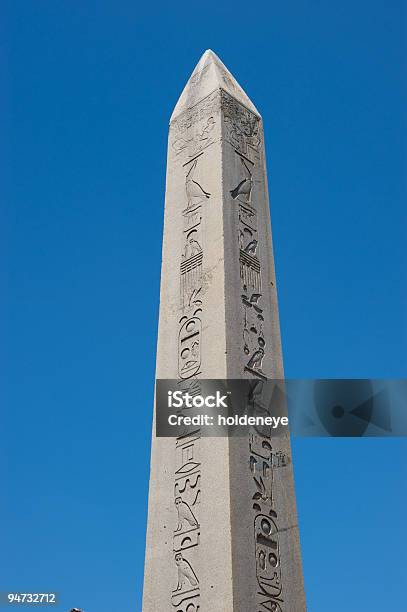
[{"left": 143, "top": 50, "right": 306, "bottom": 611}]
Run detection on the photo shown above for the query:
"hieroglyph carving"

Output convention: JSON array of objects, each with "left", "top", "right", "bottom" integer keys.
[
  {"left": 172, "top": 90, "right": 219, "bottom": 158},
  {"left": 229, "top": 150, "right": 264, "bottom": 379},
  {"left": 225, "top": 93, "right": 285, "bottom": 610},
  {"left": 171, "top": 431, "right": 201, "bottom": 611},
  {"left": 221, "top": 89, "right": 261, "bottom": 157},
  {"left": 172, "top": 154, "right": 209, "bottom": 611},
  {"left": 250, "top": 403, "right": 284, "bottom": 612},
  {"left": 230, "top": 156, "right": 253, "bottom": 204},
  {"left": 186, "top": 157, "right": 211, "bottom": 208},
  {"left": 180, "top": 155, "right": 209, "bottom": 312}
]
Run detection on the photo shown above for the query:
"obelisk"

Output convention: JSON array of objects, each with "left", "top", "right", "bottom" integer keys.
[{"left": 143, "top": 50, "right": 306, "bottom": 611}]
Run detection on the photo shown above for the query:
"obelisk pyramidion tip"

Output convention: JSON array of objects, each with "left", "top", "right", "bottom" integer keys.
[{"left": 170, "top": 49, "right": 260, "bottom": 122}]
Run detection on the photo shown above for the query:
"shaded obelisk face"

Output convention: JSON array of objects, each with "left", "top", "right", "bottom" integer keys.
[{"left": 142, "top": 50, "right": 306, "bottom": 612}]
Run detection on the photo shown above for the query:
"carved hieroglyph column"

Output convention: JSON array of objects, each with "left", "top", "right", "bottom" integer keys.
[{"left": 143, "top": 50, "right": 306, "bottom": 611}]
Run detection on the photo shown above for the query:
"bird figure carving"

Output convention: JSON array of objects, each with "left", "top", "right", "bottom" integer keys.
[
  {"left": 244, "top": 239, "right": 258, "bottom": 255},
  {"left": 175, "top": 497, "right": 199, "bottom": 531},
  {"left": 247, "top": 347, "right": 265, "bottom": 370},
  {"left": 230, "top": 157, "right": 253, "bottom": 202},
  {"left": 183, "top": 236, "right": 202, "bottom": 259},
  {"left": 186, "top": 159, "right": 211, "bottom": 207},
  {"left": 174, "top": 553, "right": 199, "bottom": 590}
]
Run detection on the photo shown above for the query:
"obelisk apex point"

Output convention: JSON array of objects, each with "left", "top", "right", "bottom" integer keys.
[{"left": 170, "top": 49, "right": 260, "bottom": 122}]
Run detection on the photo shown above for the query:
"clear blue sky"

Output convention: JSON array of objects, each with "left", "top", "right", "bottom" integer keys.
[{"left": 2, "top": 1, "right": 406, "bottom": 611}]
